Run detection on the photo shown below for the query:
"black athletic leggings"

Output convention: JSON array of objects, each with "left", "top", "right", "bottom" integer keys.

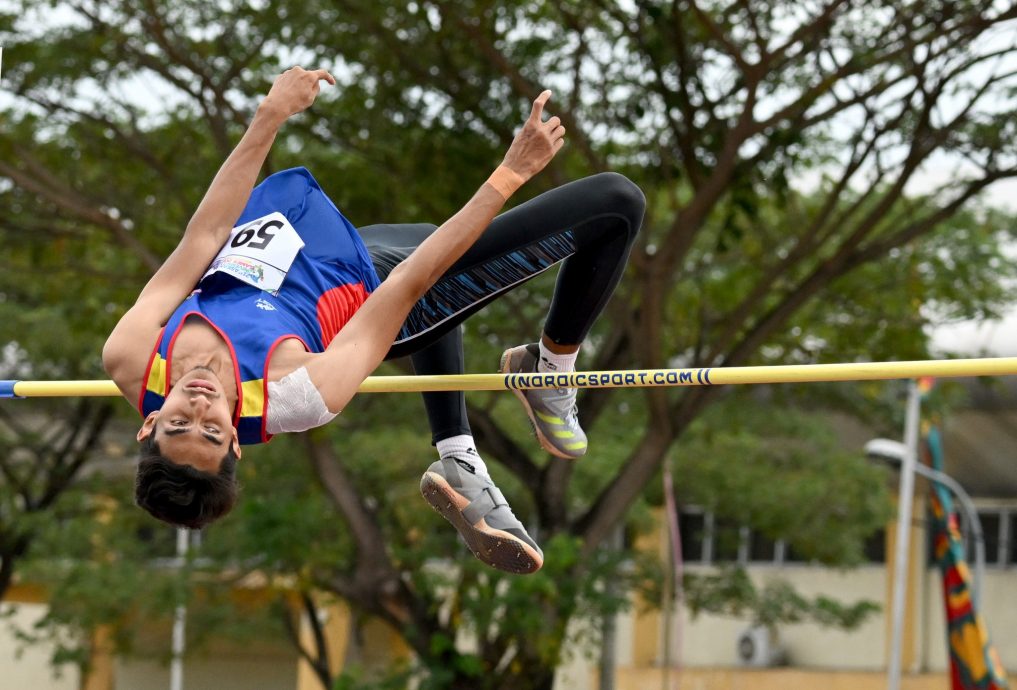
[{"left": 357, "top": 172, "right": 644, "bottom": 443}]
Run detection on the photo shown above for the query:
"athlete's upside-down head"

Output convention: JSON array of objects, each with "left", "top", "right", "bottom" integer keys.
[{"left": 134, "top": 368, "right": 241, "bottom": 529}]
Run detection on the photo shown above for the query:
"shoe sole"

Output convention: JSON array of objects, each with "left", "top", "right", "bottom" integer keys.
[
  {"left": 500, "top": 347, "right": 579, "bottom": 460},
  {"left": 420, "top": 472, "right": 543, "bottom": 575}
]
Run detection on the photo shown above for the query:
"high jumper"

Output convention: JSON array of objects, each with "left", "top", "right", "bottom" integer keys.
[{"left": 94, "top": 66, "right": 645, "bottom": 575}]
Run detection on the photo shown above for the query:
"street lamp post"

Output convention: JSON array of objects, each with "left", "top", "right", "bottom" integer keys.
[
  {"left": 883, "top": 381, "right": 921, "bottom": 690},
  {"left": 170, "top": 528, "right": 189, "bottom": 690}
]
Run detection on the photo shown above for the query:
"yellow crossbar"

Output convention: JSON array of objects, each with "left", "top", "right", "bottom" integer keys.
[{"left": 3, "top": 357, "right": 1017, "bottom": 398}]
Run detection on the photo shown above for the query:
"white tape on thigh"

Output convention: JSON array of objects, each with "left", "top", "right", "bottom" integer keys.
[{"left": 266, "top": 366, "right": 338, "bottom": 434}]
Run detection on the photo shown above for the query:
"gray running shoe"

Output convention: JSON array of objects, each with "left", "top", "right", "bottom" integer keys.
[
  {"left": 500, "top": 343, "right": 588, "bottom": 459},
  {"left": 420, "top": 456, "right": 543, "bottom": 575}
]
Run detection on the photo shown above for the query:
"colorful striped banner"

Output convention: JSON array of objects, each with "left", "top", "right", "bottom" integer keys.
[{"left": 926, "top": 407, "right": 1008, "bottom": 688}]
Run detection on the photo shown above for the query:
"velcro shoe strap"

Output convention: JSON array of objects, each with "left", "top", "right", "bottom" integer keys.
[{"left": 463, "top": 486, "right": 508, "bottom": 525}]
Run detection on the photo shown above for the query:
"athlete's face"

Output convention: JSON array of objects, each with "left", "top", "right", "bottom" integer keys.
[{"left": 137, "top": 368, "right": 240, "bottom": 471}]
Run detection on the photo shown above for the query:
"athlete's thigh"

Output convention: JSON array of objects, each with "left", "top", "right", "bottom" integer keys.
[
  {"left": 449, "top": 174, "right": 611, "bottom": 272},
  {"left": 358, "top": 222, "right": 437, "bottom": 249}
]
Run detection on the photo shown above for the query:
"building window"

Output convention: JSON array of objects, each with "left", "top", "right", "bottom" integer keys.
[
  {"left": 678, "top": 510, "right": 706, "bottom": 562},
  {"left": 979, "top": 512, "right": 1002, "bottom": 565},
  {"left": 676, "top": 506, "right": 883, "bottom": 566},
  {"left": 784, "top": 543, "right": 809, "bottom": 564},
  {"left": 712, "top": 518, "right": 741, "bottom": 563},
  {"left": 748, "top": 530, "right": 777, "bottom": 563},
  {"left": 863, "top": 529, "right": 886, "bottom": 564},
  {"left": 935, "top": 507, "right": 1017, "bottom": 569},
  {"left": 1009, "top": 513, "right": 1017, "bottom": 566},
  {"left": 136, "top": 523, "right": 179, "bottom": 559}
]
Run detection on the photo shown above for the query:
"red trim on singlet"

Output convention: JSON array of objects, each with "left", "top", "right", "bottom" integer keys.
[
  {"left": 160, "top": 311, "right": 246, "bottom": 425},
  {"left": 316, "top": 282, "right": 370, "bottom": 346},
  {"left": 190, "top": 313, "right": 244, "bottom": 424},
  {"left": 261, "top": 335, "right": 311, "bottom": 443},
  {"left": 164, "top": 319, "right": 186, "bottom": 397},
  {"left": 138, "top": 325, "right": 168, "bottom": 414}
]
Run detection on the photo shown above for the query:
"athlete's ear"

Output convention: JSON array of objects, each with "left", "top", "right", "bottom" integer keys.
[
  {"left": 230, "top": 428, "right": 242, "bottom": 460},
  {"left": 137, "top": 411, "right": 159, "bottom": 442}
]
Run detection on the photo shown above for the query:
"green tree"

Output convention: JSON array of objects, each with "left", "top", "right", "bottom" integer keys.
[
  {"left": 3, "top": 1, "right": 1017, "bottom": 688},
  {"left": 0, "top": 399, "right": 113, "bottom": 597}
]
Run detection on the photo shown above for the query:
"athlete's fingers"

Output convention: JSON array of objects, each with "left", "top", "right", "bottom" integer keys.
[
  {"left": 544, "top": 115, "right": 561, "bottom": 130},
  {"left": 553, "top": 138, "right": 565, "bottom": 153},
  {"left": 529, "top": 90, "right": 552, "bottom": 123},
  {"left": 551, "top": 125, "right": 566, "bottom": 140},
  {"left": 310, "top": 69, "right": 336, "bottom": 86}
]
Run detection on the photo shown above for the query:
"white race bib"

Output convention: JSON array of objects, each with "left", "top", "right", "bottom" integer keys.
[{"left": 203, "top": 212, "right": 305, "bottom": 294}]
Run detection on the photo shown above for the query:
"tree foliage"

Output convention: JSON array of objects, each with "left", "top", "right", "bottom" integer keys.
[
  {"left": 0, "top": 399, "right": 113, "bottom": 597},
  {"left": 2, "top": 0, "right": 1017, "bottom": 688}
]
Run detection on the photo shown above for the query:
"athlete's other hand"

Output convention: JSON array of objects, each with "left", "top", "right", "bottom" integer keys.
[
  {"left": 261, "top": 66, "right": 336, "bottom": 121},
  {"left": 501, "top": 91, "right": 566, "bottom": 180}
]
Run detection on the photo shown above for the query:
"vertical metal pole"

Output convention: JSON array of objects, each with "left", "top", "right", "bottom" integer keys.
[
  {"left": 598, "top": 582, "right": 617, "bottom": 690},
  {"left": 170, "top": 528, "right": 189, "bottom": 690},
  {"left": 888, "top": 380, "right": 921, "bottom": 690},
  {"left": 660, "top": 542, "right": 672, "bottom": 690},
  {"left": 661, "top": 465, "right": 684, "bottom": 690},
  {"left": 599, "top": 525, "right": 621, "bottom": 690}
]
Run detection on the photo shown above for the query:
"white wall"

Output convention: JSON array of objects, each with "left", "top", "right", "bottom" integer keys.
[
  {"left": 601, "top": 562, "right": 1017, "bottom": 674},
  {"left": 114, "top": 654, "right": 298, "bottom": 690},
  {"left": 662, "top": 566, "right": 888, "bottom": 670},
  {"left": 0, "top": 602, "right": 299, "bottom": 690},
  {"left": 0, "top": 603, "right": 79, "bottom": 690},
  {"left": 553, "top": 617, "right": 601, "bottom": 690}
]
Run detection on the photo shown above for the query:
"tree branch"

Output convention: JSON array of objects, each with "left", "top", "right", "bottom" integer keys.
[
  {"left": 278, "top": 593, "right": 333, "bottom": 690},
  {"left": 302, "top": 433, "right": 393, "bottom": 575},
  {"left": 0, "top": 148, "right": 161, "bottom": 271},
  {"left": 686, "top": 0, "right": 754, "bottom": 75},
  {"left": 438, "top": 1, "right": 606, "bottom": 173},
  {"left": 573, "top": 425, "right": 674, "bottom": 553},
  {"left": 38, "top": 402, "right": 114, "bottom": 509},
  {"left": 301, "top": 432, "right": 419, "bottom": 632}
]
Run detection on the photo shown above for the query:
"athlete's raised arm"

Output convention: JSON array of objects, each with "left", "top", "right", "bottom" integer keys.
[
  {"left": 103, "top": 67, "right": 335, "bottom": 391},
  {"left": 307, "top": 91, "right": 567, "bottom": 413}
]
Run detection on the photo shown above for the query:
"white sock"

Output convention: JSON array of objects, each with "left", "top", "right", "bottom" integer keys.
[
  {"left": 436, "top": 434, "right": 490, "bottom": 480},
  {"left": 537, "top": 341, "right": 579, "bottom": 373}
]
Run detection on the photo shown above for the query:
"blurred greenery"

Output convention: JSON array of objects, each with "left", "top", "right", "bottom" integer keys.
[
  {"left": 680, "top": 566, "right": 882, "bottom": 632},
  {"left": 2, "top": 0, "right": 1017, "bottom": 688}
]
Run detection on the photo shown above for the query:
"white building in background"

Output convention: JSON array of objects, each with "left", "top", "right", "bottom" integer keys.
[{"left": 0, "top": 604, "right": 79, "bottom": 690}]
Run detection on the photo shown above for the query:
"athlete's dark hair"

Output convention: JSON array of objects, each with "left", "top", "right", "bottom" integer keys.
[{"left": 135, "top": 427, "right": 239, "bottom": 529}]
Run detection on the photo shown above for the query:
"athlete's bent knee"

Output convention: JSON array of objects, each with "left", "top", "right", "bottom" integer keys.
[{"left": 594, "top": 172, "right": 645, "bottom": 239}]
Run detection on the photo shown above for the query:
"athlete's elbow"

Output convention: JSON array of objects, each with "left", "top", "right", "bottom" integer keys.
[
  {"left": 387, "top": 260, "right": 433, "bottom": 304},
  {"left": 101, "top": 337, "right": 122, "bottom": 378}
]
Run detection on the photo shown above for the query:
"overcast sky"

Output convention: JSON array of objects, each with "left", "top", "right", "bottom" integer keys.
[
  {"left": 932, "top": 309, "right": 1017, "bottom": 357},
  {"left": 925, "top": 176, "right": 1017, "bottom": 357}
]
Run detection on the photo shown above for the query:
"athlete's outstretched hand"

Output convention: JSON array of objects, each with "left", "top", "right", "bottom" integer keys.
[
  {"left": 500, "top": 91, "right": 566, "bottom": 181},
  {"left": 261, "top": 66, "right": 336, "bottom": 121}
]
